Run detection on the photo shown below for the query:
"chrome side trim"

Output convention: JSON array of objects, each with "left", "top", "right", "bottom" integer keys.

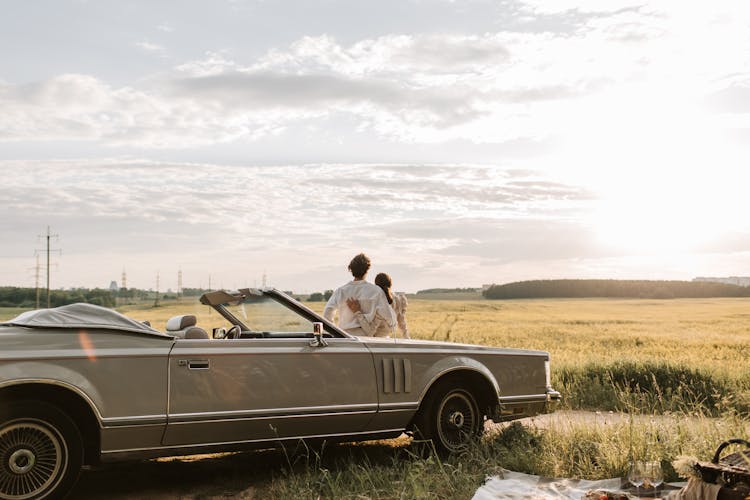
[
  {"left": 0, "top": 352, "right": 170, "bottom": 362},
  {"left": 101, "top": 428, "right": 405, "bottom": 455},
  {"left": 379, "top": 402, "right": 419, "bottom": 411},
  {"left": 498, "top": 394, "right": 549, "bottom": 404},
  {"left": 168, "top": 403, "right": 379, "bottom": 422},
  {"left": 0, "top": 378, "right": 104, "bottom": 424},
  {"left": 367, "top": 348, "right": 548, "bottom": 357},
  {"left": 169, "top": 410, "right": 375, "bottom": 425},
  {"left": 101, "top": 415, "right": 168, "bottom": 426}
]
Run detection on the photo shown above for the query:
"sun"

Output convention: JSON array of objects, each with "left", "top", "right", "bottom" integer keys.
[{"left": 555, "top": 83, "right": 748, "bottom": 257}]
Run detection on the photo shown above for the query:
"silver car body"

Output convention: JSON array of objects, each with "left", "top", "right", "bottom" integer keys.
[{"left": 0, "top": 288, "right": 559, "bottom": 497}]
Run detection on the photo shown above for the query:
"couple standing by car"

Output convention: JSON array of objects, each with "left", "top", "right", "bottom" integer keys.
[{"left": 323, "top": 253, "right": 409, "bottom": 338}]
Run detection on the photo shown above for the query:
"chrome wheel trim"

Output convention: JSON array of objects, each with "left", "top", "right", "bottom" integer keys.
[
  {"left": 8, "top": 451, "right": 35, "bottom": 475},
  {"left": 436, "top": 390, "right": 477, "bottom": 452},
  {"left": 0, "top": 421, "right": 66, "bottom": 500}
]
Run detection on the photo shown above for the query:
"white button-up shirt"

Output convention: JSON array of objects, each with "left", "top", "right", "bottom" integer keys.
[{"left": 323, "top": 280, "right": 397, "bottom": 334}]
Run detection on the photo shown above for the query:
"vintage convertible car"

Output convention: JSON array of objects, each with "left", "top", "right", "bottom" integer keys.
[{"left": 0, "top": 288, "right": 560, "bottom": 499}]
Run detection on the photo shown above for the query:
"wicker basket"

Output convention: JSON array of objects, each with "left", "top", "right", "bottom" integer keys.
[{"left": 695, "top": 439, "right": 750, "bottom": 499}]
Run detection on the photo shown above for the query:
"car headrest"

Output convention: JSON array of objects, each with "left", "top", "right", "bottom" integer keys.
[
  {"left": 166, "top": 315, "right": 197, "bottom": 331},
  {"left": 184, "top": 326, "right": 209, "bottom": 339}
]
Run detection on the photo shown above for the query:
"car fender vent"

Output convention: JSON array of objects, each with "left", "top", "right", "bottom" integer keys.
[{"left": 382, "top": 358, "right": 412, "bottom": 394}]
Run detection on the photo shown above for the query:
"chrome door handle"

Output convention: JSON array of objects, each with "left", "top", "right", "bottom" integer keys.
[{"left": 186, "top": 359, "right": 210, "bottom": 370}]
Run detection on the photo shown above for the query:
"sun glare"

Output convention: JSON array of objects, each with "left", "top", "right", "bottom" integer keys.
[{"left": 559, "top": 83, "right": 748, "bottom": 256}]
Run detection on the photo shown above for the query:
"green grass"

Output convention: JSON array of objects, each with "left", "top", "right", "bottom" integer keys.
[
  {"left": 0, "top": 306, "right": 30, "bottom": 321},
  {"left": 253, "top": 410, "right": 750, "bottom": 498}
]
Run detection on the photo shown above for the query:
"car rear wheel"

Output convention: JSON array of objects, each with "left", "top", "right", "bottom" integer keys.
[
  {"left": 413, "top": 381, "right": 482, "bottom": 455},
  {"left": 0, "top": 401, "right": 83, "bottom": 500}
]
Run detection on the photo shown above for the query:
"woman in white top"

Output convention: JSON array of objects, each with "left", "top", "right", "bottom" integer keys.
[{"left": 346, "top": 273, "right": 409, "bottom": 338}]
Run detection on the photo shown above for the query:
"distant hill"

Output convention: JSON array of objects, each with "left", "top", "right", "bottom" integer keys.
[
  {"left": 413, "top": 288, "right": 483, "bottom": 300},
  {"left": 483, "top": 279, "right": 750, "bottom": 299},
  {"left": 416, "top": 287, "right": 480, "bottom": 295}
]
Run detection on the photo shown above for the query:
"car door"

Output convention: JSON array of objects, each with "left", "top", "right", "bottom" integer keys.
[{"left": 163, "top": 335, "right": 378, "bottom": 447}]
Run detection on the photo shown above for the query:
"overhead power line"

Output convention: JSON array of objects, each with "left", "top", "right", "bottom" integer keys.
[{"left": 35, "top": 226, "right": 61, "bottom": 309}]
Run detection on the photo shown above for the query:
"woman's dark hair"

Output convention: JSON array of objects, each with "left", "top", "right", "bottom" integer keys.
[
  {"left": 375, "top": 273, "right": 393, "bottom": 304},
  {"left": 348, "top": 253, "right": 371, "bottom": 279}
]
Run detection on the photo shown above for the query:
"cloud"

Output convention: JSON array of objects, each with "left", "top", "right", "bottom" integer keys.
[
  {"left": 0, "top": 161, "right": 597, "bottom": 288},
  {"left": 2, "top": 160, "right": 749, "bottom": 291},
  {"left": 518, "top": 0, "right": 645, "bottom": 15},
  {"left": 135, "top": 41, "right": 167, "bottom": 56},
  {"left": 368, "top": 216, "right": 603, "bottom": 263},
  {"left": 705, "top": 83, "right": 750, "bottom": 113},
  {"left": 0, "top": 29, "right": 604, "bottom": 148},
  {"left": 156, "top": 23, "right": 174, "bottom": 33},
  {"left": 169, "top": 70, "right": 484, "bottom": 127},
  {"left": 258, "top": 34, "right": 511, "bottom": 76},
  {"left": 3, "top": 5, "right": 750, "bottom": 152}
]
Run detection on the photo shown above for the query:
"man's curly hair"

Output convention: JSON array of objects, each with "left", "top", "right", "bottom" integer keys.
[{"left": 348, "top": 253, "right": 371, "bottom": 279}]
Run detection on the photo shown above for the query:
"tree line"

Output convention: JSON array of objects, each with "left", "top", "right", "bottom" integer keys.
[
  {"left": 416, "top": 287, "right": 479, "bottom": 295},
  {"left": 483, "top": 279, "right": 750, "bottom": 299},
  {"left": 307, "top": 290, "right": 333, "bottom": 302},
  {"left": 0, "top": 287, "right": 118, "bottom": 308}
]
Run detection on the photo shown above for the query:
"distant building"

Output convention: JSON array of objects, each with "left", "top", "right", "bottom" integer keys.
[
  {"left": 693, "top": 276, "right": 750, "bottom": 287},
  {"left": 109, "top": 280, "right": 118, "bottom": 293}
]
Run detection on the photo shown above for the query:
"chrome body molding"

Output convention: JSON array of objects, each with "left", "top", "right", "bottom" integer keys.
[
  {"left": 167, "top": 403, "right": 380, "bottom": 423},
  {"left": 379, "top": 401, "right": 419, "bottom": 410},
  {"left": 498, "top": 393, "right": 551, "bottom": 404},
  {"left": 0, "top": 378, "right": 104, "bottom": 424},
  {"left": 101, "top": 415, "right": 168, "bottom": 427}
]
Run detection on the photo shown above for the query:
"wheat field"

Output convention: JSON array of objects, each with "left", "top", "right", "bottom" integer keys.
[{"left": 3, "top": 297, "right": 749, "bottom": 498}]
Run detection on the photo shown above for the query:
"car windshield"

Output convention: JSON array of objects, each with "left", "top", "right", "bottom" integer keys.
[{"left": 225, "top": 294, "right": 314, "bottom": 333}]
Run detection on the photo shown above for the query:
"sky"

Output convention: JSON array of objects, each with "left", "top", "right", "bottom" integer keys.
[{"left": 1, "top": 0, "right": 750, "bottom": 293}]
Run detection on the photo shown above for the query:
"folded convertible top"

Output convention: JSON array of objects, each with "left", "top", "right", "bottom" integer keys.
[{"left": 1, "top": 302, "right": 167, "bottom": 336}]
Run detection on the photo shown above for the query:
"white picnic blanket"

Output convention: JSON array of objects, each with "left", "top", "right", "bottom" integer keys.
[{"left": 473, "top": 469, "right": 624, "bottom": 499}]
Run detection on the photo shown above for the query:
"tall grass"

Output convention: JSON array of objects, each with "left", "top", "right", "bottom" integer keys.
[
  {"left": 258, "top": 405, "right": 749, "bottom": 498},
  {"left": 557, "top": 361, "right": 750, "bottom": 415}
]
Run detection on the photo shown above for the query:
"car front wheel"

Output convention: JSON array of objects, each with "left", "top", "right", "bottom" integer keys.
[
  {"left": 0, "top": 401, "right": 83, "bottom": 500},
  {"left": 414, "top": 381, "right": 482, "bottom": 454}
]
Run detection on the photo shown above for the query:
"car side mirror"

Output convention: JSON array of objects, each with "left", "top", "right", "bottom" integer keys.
[
  {"left": 213, "top": 327, "right": 227, "bottom": 339},
  {"left": 309, "top": 322, "right": 328, "bottom": 347}
]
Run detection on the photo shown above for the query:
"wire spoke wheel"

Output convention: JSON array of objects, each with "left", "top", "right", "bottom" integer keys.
[
  {"left": 0, "top": 420, "right": 66, "bottom": 500},
  {"left": 435, "top": 390, "right": 479, "bottom": 452},
  {"left": 413, "top": 380, "right": 484, "bottom": 456},
  {"left": 0, "top": 402, "right": 82, "bottom": 500}
]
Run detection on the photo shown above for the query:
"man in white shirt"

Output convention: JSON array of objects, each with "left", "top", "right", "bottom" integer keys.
[{"left": 323, "top": 253, "right": 397, "bottom": 336}]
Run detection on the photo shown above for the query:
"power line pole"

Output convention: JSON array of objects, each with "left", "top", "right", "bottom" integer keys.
[
  {"left": 154, "top": 271, "right": 160, "bottom": 307},
  {"left": 28, "top": 253, "right": 41, "bottom": 309},
  {"left": 177, "top": 268, "right": 183, "bottom": 298},
  {"left": 36, "top": 226, "right": 61, "bottom": 308}
]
